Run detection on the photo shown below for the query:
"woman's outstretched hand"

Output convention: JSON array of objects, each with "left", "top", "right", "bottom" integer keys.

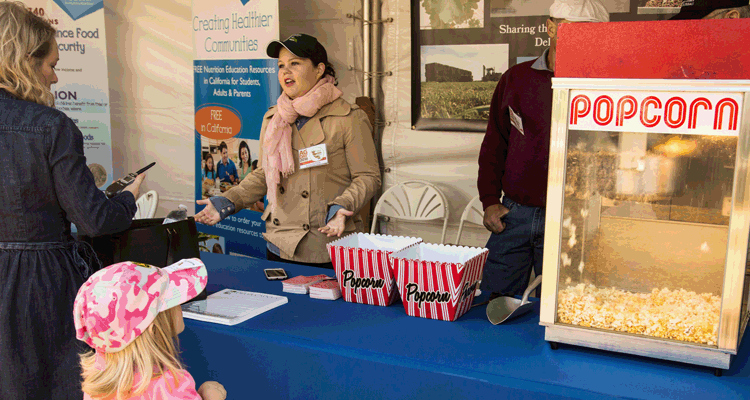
[
  {"left": 195, "top": 199, "right": 221, "bottom": 226},
  {"left": 318, "top": 208, "right": 354, "bottom": 237}
]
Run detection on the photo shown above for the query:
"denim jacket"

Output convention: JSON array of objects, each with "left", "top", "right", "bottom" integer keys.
[{"left": 0, "top": 89, "right": 136, "bottom": 242}]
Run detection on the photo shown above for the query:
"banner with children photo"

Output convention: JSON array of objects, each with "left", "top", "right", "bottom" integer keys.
[{"left": 193, "top": 0, "right": 281, "bottom": 258}]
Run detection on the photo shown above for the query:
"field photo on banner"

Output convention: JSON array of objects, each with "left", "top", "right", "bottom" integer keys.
[
  {"left": 420, "top": 43, "right": 508, "bottom": 120},
  {"left": 413, "top": 0, "right": 680, "bottom": 131}
]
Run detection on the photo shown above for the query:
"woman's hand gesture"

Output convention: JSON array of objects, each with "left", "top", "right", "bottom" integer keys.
[
  {"left": 318, "top": 208, "right": 354, "bottom": 237},
  {"left": 195, "top": 199, "right": 221, "bottom": 226}
]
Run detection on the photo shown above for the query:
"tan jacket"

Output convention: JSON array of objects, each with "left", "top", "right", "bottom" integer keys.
[{"left": 222, "top": 98, "right": 381, "bottom": 263}]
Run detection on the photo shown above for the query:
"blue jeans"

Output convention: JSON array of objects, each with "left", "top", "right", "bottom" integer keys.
[{"left": 480, "top": 197, "right": 545, "bottom": 296}]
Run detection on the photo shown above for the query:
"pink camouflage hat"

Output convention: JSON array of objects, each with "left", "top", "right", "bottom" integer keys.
[{"left": 73, "top": 258, "right": 208, "bottom": 353}]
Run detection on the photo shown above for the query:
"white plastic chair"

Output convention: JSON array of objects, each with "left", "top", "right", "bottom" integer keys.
[
  {"left": 455, "top": 195, "right": 484, "bottom": 246},
  {"left": 370, "top": 180, "right": 449, "bottom": 244},
  {"left": 134, "top": 190, "right": 158, "bottom": 219}
]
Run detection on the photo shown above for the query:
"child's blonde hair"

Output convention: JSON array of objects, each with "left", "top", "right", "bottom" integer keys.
[{"left": 80, "top": 306, "right": 185, "bottom": 400}]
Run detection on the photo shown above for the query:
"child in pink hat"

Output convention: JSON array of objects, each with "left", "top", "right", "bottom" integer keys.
[{"left": 73, "top": 258, "right": 227, "bottom": 400}]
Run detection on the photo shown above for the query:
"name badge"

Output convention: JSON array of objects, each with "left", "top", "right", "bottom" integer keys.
[
  {"left": 509, "top": 106, "right": 525, "bottom": 135},
  {"left": 299, "top": 144, "right": 328, "bottom": 169}
]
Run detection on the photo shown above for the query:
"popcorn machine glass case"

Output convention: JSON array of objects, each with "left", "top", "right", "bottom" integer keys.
[{"left": 539, "top": 78, "right": 750, "bottom": 370}]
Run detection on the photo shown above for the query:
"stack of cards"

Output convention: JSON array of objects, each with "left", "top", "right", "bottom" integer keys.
[
  {"left": 309, "top": 280, "right": 342, "bottom": 301},
  {"left": 281, "top": 274, "right": 331, "bottom": 294}
]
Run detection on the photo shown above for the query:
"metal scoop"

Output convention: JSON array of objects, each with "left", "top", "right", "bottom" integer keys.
[{"left": 486, "top": 274, "right": 543, "bottom": 325}]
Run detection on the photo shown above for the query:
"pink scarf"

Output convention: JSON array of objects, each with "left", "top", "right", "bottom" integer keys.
[{"left": 263, "top": 75, "right": 342, "bottom": 210}]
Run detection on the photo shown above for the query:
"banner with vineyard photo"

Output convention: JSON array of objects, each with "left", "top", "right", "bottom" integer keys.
[{"left": 413, "top": 0, "right": 682, "bottom": 132}]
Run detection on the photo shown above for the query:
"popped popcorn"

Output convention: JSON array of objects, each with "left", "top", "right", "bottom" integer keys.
[{"left": 557, "top": 283, "right": 720, "bottom": 345}]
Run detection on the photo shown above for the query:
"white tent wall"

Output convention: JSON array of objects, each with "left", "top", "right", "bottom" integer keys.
[
  {"left": 378, "top": 0, "right": 489, "bottom": 247},
  {"left": 278, "top": 1, "right": 367, "bottom": 107},
  {"left": 104, "top": 0, "right": 488, "bottom": 247},
  {"left": 105, "top": 0, "right": 194, "bottom": 217}
]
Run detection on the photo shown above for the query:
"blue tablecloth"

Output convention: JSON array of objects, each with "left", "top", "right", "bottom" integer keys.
[{"left": 180, "top": 253, "right": 750, "bottom": 399}]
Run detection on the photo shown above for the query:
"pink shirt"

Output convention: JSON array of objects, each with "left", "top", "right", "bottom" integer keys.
[{"left": 83, "top": 369, "right": 201, "bottom": 400}]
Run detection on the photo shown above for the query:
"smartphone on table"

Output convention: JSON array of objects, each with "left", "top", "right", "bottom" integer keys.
[{"left": 264, "top": 268, "right": 288, "bottom": 281}]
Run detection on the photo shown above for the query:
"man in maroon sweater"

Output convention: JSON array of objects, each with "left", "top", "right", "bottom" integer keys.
[{"left": 477, "top": 0, "right": 609, "bottom": 296}]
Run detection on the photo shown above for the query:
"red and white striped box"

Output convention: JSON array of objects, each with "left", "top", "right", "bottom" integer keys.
[
  {"left": 327, "top": 233, "right": 422, "bottom": 306},
  {"left": 389, "top": 243, "right": 489, "bottom": 322}
]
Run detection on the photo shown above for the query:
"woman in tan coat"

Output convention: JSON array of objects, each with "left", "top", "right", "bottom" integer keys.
[{"left": 196, "top": 33, "right": 380, "bottom": 268}]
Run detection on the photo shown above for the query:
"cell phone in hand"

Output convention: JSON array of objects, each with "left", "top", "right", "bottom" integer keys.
[
  {"left": 105, "top": 162, "right": 156, "bottom": 198},
  {"left": 264, "top": 268, "right": 288, "bottom": 281}
]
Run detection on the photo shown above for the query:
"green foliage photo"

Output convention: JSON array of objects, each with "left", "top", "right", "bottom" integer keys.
[
  {"left": 420, "top": 81, "right": 496, "bottom": 120},
  {"left": 421, "top": 0, "right": 482, "bottom": 29}
]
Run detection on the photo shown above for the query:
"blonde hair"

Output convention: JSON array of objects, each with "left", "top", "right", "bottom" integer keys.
[
  {"left": 0, "top": 1, "right": 56, "bottom": 106},
  {"left": 80, "top": 307, "right": 186, "bottom": 400}
]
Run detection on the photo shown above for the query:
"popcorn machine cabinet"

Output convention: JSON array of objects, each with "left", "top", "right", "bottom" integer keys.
[{"left": 539, "top": 19, "right": 750, "bottom": 373}]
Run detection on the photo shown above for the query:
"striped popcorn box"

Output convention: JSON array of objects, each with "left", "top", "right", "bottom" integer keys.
[
  {"left": 327, "top": 233, "right": 422, "bottom": 306},
  {"left": 390, "top": 243, "right": 489, "bottom": 322}
]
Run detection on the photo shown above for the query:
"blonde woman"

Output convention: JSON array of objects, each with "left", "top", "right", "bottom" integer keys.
[
  {"left": 74, "top": 260, "right": 226, "bottom": 399},
  {"left": 0, "top": 2, "right": 144, "bottom": 399}
]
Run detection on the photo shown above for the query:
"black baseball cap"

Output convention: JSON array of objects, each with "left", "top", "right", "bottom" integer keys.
[
  {"left": 670, "top": 0, "right": 747, "bottom": 20},
  {"left": 266, "top": 33, "right": 328, "bottom": 62}
]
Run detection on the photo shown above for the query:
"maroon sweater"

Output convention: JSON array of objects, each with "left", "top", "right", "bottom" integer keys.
[{"left": 477, "top": 57, "right": 553, "bottom": 210}]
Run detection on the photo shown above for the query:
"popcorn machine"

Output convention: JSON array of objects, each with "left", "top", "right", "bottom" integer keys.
[{"left": 539, "top": 19, "right": 750, "bottom": 373}]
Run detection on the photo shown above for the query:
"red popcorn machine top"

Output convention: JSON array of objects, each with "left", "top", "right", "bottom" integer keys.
[{"left": 539, "top": 18, "right": 750, "bottom": 373}]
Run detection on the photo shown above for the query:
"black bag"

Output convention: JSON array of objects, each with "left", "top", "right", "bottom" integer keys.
[{"left": 80, "top": 217, "right": 207, "bottom": 300}]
